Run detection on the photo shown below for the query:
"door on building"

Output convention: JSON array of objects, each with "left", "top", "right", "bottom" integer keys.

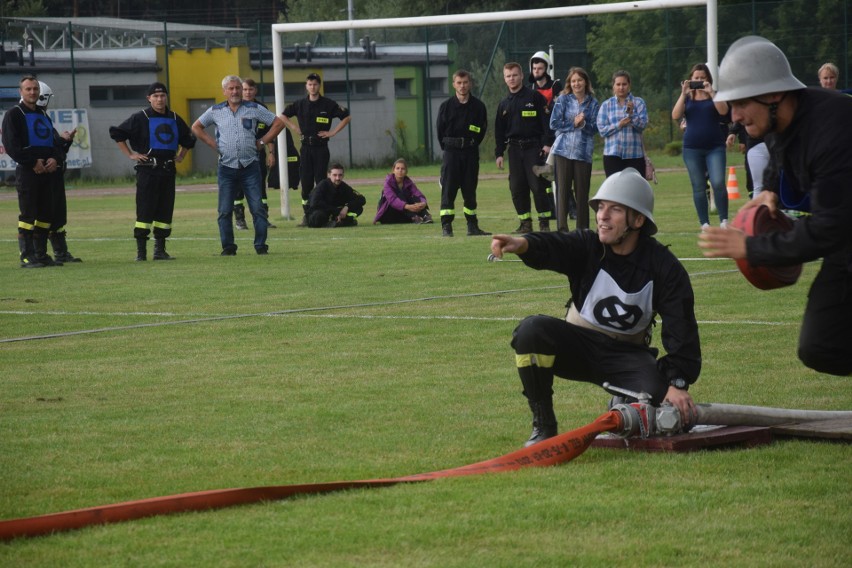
[{"left": 189, "top": 99, "right": 217, "bottom": 174}]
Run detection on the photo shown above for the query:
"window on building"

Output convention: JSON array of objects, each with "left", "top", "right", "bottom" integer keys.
[
  {"left": 429, "top": 77, "right": 445, "bottom": 95},
  {"left": 323, "top": 80, "right": 379, "bottom": 100},
  {"left": 394, "top": 78, "right": 413, "bottom": 97},
  {"left": 89, "top": 85, "right": 149, "bottom": 107}
]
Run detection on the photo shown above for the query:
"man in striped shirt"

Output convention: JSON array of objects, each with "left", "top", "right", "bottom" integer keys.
[{"left": 192, "top": 75, "right": 285, "bottom": 255}]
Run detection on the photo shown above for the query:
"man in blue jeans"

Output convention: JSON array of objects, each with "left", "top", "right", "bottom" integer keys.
[{"left": 192, "top": 75, "right": 285, "bottom": 255}]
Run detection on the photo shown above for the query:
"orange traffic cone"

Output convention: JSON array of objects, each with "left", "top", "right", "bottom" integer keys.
[{"left": 726, "top": 166, "right": 740, "bottom": 199}]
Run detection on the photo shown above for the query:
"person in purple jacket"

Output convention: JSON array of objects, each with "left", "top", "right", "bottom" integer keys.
[{"left": 373, "top": 158, "right": 433, "bottom": 224}]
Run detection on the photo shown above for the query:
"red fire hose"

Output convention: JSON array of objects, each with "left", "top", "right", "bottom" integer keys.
[{"left": 0, "top": 412, "right": 623, "bottom": 541}]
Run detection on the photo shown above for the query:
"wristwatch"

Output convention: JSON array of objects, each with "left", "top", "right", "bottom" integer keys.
[
  {"left": 258, "top": 139, "right": 266, "bottom": 146},
  {"left": 669, "top": 377, "right": 688, "bottom": 390}
]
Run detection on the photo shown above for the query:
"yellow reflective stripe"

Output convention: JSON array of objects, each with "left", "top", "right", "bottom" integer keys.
[
  {"left": 18, "top": 221, "right": 35, "bottom": 231},
  {"left": 261, "top": 199, "right": 268, "bottom": 205},
  {"left": 135, "top": 221, "right": 152, "bottom": 230},
  {"left": 521, "top": 110, "right": 537, "bottom": 117},
  {"left": 518, "top": 212, "right": 532, "bottom": 220},
  {"left": 538, "top": 213, "right": 552, "bottom": 219},
  {"left": 515, "top": 353, "right": 555, "bottom": 368},
  {"left": 152, "top": 221, "right": 171, "bottom": 230},
  {"left": 34, "top": 220, "right": 50, "bottom": 229},
  {"left": 301, "top": 199, "right": 309, "bottom": 206},
  {"left": 233, "top": 198, "right": 246, "bottom": 206},
  {"left": 53, "top": 226, "right": 66, "bottom": 233},
  {"left": 346, "top": 212, "right": 358, "bottom": 218},
  {"left": 316, "top": 117, "right": 329, "bottom": 124},
  {"left": 288, "top": 156, "right": 298, "bottom": 162},
  {"left": 468, "top": 124, "right": 481, "bottom": 133},
  {"left": 463, "top": 207, "right": 476, "bottom": 216},
  {"left": 440, "top": 209, "right": 455, "bottom": 216}
]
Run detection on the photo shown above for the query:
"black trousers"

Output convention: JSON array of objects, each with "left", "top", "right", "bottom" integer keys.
[
  {"left": 16, "top": 167, "right": 52, "bottom": 234},
  {"left": 602, "top": 155, "right": 645, "bottom": 177},
  {"left": 798, "top": 252, "right": 852, "bottom": 376},
  {"left": 134, "top": 167, "right": 176, "bottom": 239},
  {"left": 554, "top": 156, "right": 592, "bottom": 231},
  {"left": 507, "top": 145, "right": 551, "bottom": 218},
  {"left": 440, "top": 147, "right": 479, "bottom": 218},
  {"left": 511, "top": 314, "right": 668, "bottom": 405},
  {"left": 49, "top": 170, "right": 68, "bottom": 232},
  {"left": 300, "top": 145, "right": 330, "bottom": 208}
]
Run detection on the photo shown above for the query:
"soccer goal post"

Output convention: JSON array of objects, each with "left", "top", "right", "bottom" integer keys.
[{"left": 270, "top": 0, "right": 716, "bottom": 219}]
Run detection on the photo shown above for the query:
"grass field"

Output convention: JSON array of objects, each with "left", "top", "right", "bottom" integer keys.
[{"left": 1, "top": 158, "right": 850, "bottom": 567}]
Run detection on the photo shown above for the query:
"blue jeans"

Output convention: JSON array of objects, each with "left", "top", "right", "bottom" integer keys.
[
  {"left": 682, "top": 145, "right": 728, "bottom": 225},
  {"left": 217, "top": 162, "right": 269, "bottom": 250}
]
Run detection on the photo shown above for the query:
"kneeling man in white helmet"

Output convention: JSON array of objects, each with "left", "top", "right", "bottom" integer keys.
[{"left": 491, "top": 168, "right": 702, "bottom": 447}]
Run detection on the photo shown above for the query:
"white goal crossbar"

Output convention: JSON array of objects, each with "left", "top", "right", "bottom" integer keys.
[{"left": 270, "top": 0, "right": 716, "bottom": 218}]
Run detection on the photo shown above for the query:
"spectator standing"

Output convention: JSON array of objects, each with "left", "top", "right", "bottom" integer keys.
[
  {"left": 671, "top": 63, "right": 730, "bottom": 229},
  {"left": 528, "top": 50, "right": 565, "bottom": 220},
  {"left": 38, "top": 81, "right": 83, "bottom": 263},
  {"left": 229, "top": 78, "right": 278, "bottom": 230},
  {"left": 818, "top": 62, "right": 838, "bottom": 90},
  {"left": 549, "top": 67, "right": 599, "bottom": 231},
  {"left": 596, "top": 70, "right": 648, "bottom": 177},
  {"left": 495, "top": 62, "right": 554, "bottom": 234},
  {"left": 281, "top": 73, "right": 351, "bottom": 226},
  {"left": 2, "top": 75, "right": 61, "bottom": 267},
  {"left": 110, "top": 82, "right": 196, "bottom": 261},
  {"left": 435, "top": 69, "right": 489, "bottom": 237},
  {"left": 191, "top": 75, "right": 285, "bottom": 255}
]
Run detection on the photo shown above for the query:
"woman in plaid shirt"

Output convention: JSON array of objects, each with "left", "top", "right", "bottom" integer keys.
[{"left": 596, "top": 70, "right": 648, "bottom": 177}]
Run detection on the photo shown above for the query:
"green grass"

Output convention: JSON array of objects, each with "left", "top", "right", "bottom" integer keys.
[{"left": 1, "top": 157, "right": 849, "bottom": 567}]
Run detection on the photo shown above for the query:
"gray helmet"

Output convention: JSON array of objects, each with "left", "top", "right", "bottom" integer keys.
[
  {"left": 589, "top": 167, "right": 656, "bottom": 235},
  {"left": 36, "top": 81, "right": 53, "bottom": 108},
  {"left": 714, "top": 36, "right": 806, "bottom": 102}
]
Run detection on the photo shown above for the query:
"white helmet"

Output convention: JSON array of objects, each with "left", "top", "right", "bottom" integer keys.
[
  {"left": 714, "top": 36, "right": 806, "bottom": 102},
  {"left": 37, "top": 81, "right": 53, "bottom": 108},
  {"left": 589, "top": 168, "right": 656, "bottom": 235},
  {"left": 529, "top": 51, "right": 553, "bottom": 77}
]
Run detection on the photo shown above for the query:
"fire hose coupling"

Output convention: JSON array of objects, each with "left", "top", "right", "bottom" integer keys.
[{"left": 602, "top": 382, "right": 687, "bottom": 438}]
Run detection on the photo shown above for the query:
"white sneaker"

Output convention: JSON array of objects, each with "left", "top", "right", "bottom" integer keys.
[
  {"left": 720, "top": 219, "right": 728, "bottom": 229},
  {"left": 701, "top": 223, "right": 711, "bottom": 232}
]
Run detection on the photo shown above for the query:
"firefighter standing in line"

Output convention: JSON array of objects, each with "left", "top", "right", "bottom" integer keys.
[
  {"left": 495, "top": 62, "right": 554, "bottom": 234},
  {"left": 38, "top": 81, "right": 83, "bottom": 263},
  {"left": 2, "top": 75, "right": 61, "bottom": 268},
  {"left": 435, "top": 69, "right": 490, "bottom": 238},
  {"left": 529, "top": 50, "right": 577, "bottom": 221},
  {"left": 109, "top": 82, "right": 196, "bottom": 261},
  {"left": 280, "top": 73, "right": 351, "bottom": 226}
]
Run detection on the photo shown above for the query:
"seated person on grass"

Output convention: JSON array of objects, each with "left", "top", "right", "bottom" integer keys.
[
  {"left": 373, "top": 158, "right": 433, "bottom": 225},
  {"left": 306, "top": 162, "right": 366, "bottom": 228}
]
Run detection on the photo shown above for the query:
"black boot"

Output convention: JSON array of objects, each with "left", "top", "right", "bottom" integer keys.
[
  {"left": 263, "top": 203, "right": 277, "bottom": 228},
  {"left": 538, "top": 218, "right": 551, "bottom": 232},
  {"left": 19, "top": 233, "right": 44, "bottom": 268},
  {"left": 33, "top": 232, "right": 62, "bottom": 266},
  {"left": 234, "top": 204, "right": 248, "bottom": 230},
  {"left": 466, "top": 217, "right": 491, "bottom": 236},
  {"left": 135, "top": 237, "right": 148, "bottom": 261},
  {"left": 513, "top": 219, "right": 533, "bottom": 234},
  {"left": 152, "top": 238, "right": 175, "bottom": 260},
  {"left": 49, "top": 231, "right": 82, "bottom": 263},
  {"left": 525, "top": 400, "right": 558, "bottom": 447}
]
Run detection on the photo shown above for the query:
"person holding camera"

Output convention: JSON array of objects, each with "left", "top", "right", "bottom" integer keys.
[
  {"left": 672, "top": 63, "right": 730, "bottom": 230},
  {"left": 596, "top": 70, "right": 648, "bottom": 177}
]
